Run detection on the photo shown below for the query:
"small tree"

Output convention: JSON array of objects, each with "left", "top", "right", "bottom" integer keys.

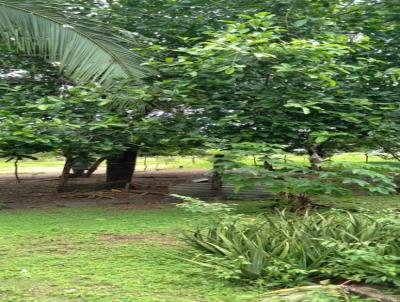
[{"left": 222, "top": 147, "right": 398, "bottom": 211}]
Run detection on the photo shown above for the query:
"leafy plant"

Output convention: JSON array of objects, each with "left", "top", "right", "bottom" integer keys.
[
  {"left": 180, "top": 201, "right": 400, "bottom": 287},
  {"left": 0, "top": 0, "right": 153, "bottom": 86},
  {"left": 222, "top": 157, "right": 398, "bottom": 211},
  {"left": 173, "top": 194, "right": 234, "bottom": 215}
]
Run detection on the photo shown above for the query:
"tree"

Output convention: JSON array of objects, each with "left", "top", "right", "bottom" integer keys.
[
  {"left": 18, "top": 84, "right": 139, "bottom": 190},
  {"left": 0, "top": 0, "right": 153, "bottom": 86},
  {"left": 0, "top": 45, "right": 62, "bottom": 181},
  {"left": 144, "top": 13, "right": 375, "bottom": 164},
  {"left": 0, "top": 1, "right": 155, "bottom": 184},
  {"left": 115, "top": 0, "right": 399, "bottom": 163}
]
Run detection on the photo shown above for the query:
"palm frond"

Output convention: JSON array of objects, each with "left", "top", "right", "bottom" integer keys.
[{"left": 0, "top": 0, "right": 154, "bottom": 86}]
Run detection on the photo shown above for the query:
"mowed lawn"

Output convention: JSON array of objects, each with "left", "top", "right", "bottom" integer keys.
[
  {"left": 0, "top": 206, "right": 261, "bottom": 302},
  {"left": 0, "top": 197, "right": 399, "bottom": 302},
  {"left": 0, "top": 152, "right": 397, "bottom": 175}
]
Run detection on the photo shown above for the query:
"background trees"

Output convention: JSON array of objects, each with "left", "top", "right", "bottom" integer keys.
[
  {"left": 0, "top": 0, "right": 399, "bottom": 188},
  {"left": 138, "top": 13, "right": 376, "bottom": 161},
  {"left": 0, "top": 1, "right": 154, "bottom": 185}
]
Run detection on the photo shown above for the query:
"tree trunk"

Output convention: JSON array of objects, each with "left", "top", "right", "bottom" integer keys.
[
  {"left": 106, "top": 150, "right": 137, "bottom": 183},
  {"left": 263, "top": 160, "right": 274, "bottom": 170},
  {"left": 143, "top": 155, "right": 148, "bottom": 171},
  {"left": 58, "top": 156, "right": 73, "bottom": 192},
  {"left": 252, "top": 155, "right": 257, "bottom": 166},
  {"left": 211, "top": 154, "right": 225, "bottom": 199},
  {"left": 14, "top": 159, "right": 20, "bottom": 183},
  {"left": 85, "top": 157, "right": 106, "bottom": 177},
  {"left": 308, "top": 148, "right": 324, "bottom": 170}
]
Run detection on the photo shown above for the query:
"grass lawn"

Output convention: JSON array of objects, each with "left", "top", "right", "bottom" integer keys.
[
  {"left": 0, "top": 206, "right": 261, "bottom": 302},
  {"left": 0, "top": 196, "right": 399, "bottom": 301},
  {"left": 0, "top": 152, "right": 397, "bottom": 175}
]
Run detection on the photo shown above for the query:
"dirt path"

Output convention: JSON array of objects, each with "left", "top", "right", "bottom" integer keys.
[{"left": 0, "top": 168, "right": 207, "bottom": 209}]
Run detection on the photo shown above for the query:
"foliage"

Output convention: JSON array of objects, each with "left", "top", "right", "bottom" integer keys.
[
  {"left": 181, "top": 202, "right": 400, "bottom": 288},
  {"left": 113, "top": 0, "right": 400, "bottom": 159},
  {"left": 174, "top": 194, "right": 234, "bottom": 214},
  {"left": 32, "top": 85, "right": 135, "bottom": 161},
  {"left": 2, "top": 0, "right": 400, "bottom": 169},
  {"left": 0, "top": 48, "right": 62, "bottom": 162},
  {"left": 0, "top": 83, "right": 137, "bottom": 168},
  {"left": 0, "top": 0, "right": 153, "bottom": 86},
  {"left": 214, "top": 148, "right": 398, "bottom": 209},
  {"left": 142, "top": 11, "right": 382, "bottom": 158}
]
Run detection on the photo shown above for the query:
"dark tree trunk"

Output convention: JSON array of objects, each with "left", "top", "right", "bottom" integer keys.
[
  {"left": 85, "top": 157, "right": 106, "bottom": 177},
  {"left": 263, "top": 160, "right": 274, "bottom": 170},
  {"left": 211, "top": 154, "right": 225, "bottom": 200},
  {"left": 106, "top": 150, "right": 137, "bottom": 183},
  {"left": 58, "top": 156, "right": 73, "bottom": 192}
]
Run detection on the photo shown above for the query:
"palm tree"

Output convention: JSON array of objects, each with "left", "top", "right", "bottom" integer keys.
[{"left": 0, "top": 0, "right": 154, "bottom": 87}]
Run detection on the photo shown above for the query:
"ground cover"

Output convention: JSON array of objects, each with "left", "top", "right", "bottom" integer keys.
[{"left": 0, "top": 196, "right": 398, "bottom": 301}]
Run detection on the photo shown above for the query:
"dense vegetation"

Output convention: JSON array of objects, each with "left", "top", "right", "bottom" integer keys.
[
  {"left": 179, "top": 197, "right": 400, "bottom": 287},
  {"left": 0, "top": 198, "right": 398, "bottom": 302},
  {"left": 0, "top": 0, "right": 399, "bottom": 301}
]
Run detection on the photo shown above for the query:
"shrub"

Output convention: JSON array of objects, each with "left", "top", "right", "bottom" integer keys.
[
  {"left": 224, "top": 162, "right": 398, "bottom": 211},
  {"left": 179, "top": 199, "right": 400, "bottom": 287}
]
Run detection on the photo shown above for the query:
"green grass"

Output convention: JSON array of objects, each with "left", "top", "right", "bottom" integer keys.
[
  {"left": 0, "top": 152, "right": 397, "bottom": 175},
  {"left": 0, "top": 197, "right": 398, "bottom": 301},
  {"left": 0, "top": 206, "right": 261, "bottom": 302}
]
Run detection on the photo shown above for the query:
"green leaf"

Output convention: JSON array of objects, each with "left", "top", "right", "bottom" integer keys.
[
  {"left": 225, "top": 67, "right": 236, "bottom": 75},
  {"left": 293, "top": 19, "right": 308, "bottom": 27},
  {"left": 0, "top": 1, "right": 154, "bottom": 87},
  {"left": 302, "top": 107, "right": 311, "bottom": 115}
]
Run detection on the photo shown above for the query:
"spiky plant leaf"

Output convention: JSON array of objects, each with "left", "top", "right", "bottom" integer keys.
[{"left": 0, "top": 0, "right": 154, "bottom": 87}]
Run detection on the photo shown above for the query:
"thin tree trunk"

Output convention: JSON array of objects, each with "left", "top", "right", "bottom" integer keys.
[
  {"left": 85, "top": 157, "right": 106, "bottom": 177},
  {"left": 143, "top": 155, "right": 148, "bottom": 171},
  {"left": 14, "top": 159, "right": 20, "bottom": 183},
  {"left": 58, "top": 156, "right": 73, "bottom": 192},
  {"left": 252, "top": 155, "right": 257, "bottom": 166}
]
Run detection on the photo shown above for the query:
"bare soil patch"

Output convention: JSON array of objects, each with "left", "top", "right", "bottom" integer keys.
[
  {"left": 97, "top": 232, "right": 182, "bottom": 247},
  {"left": 0, "top": 168, "right": 207, "bottom": 209}
]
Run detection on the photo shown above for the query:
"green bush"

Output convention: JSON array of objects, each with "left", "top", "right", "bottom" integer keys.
[{"left": 180, "top": 199, "right": 400, "bottom": 287}]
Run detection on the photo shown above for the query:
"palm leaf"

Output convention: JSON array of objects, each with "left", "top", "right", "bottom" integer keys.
[{"left": 0, "top": 0, "right": 154, "bottom": 87}]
